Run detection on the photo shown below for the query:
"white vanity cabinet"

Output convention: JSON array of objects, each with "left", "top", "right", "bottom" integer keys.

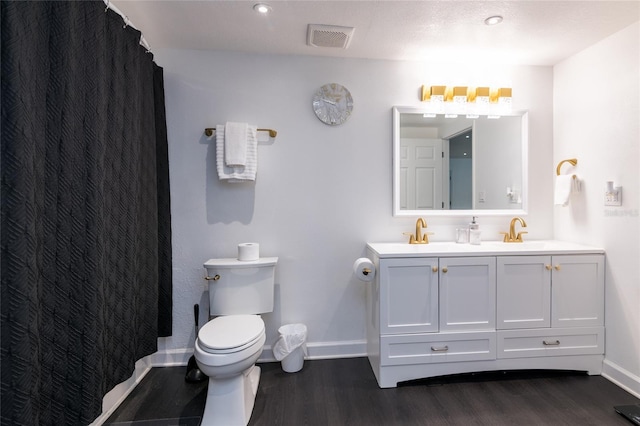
[
  {"left": 379, "top": 258, "right": 439, "bottom": 335},
  {"left": 439, "top": 257, "right": 496, "bottom": 332},
  {"left": 366, "top": 241, "right": 605, "bottom": 388},
  {"left": 497, "top": 255, "right": 605, "bottom": 329},
  {"left": 376, "top": 256, "right": 497, "bottom": 377},
  {"left": 378, "top": 256, "right": 495, "bottom": 335},
  {"left": 496, "top": 254, "right": 605, "bottom": 360}
]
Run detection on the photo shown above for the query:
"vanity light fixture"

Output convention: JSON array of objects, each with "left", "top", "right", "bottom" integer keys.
[
  {"left": 420, "top": 85, "right": 512, "bottom": 118},
  {"left": 484, "top": 15, "right": 503, "bottom": 26},
  {"left": 253, "top": 3, "right": 272, "bottom": 14}
]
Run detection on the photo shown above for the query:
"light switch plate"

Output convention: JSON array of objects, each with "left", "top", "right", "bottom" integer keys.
[{"left": 604, "top": 187, "right": 622, "bottom": 206}]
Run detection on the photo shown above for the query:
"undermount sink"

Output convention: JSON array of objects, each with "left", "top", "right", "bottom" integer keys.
[{"left": 482, "top": 241, "right": 552, "bottom": 250}]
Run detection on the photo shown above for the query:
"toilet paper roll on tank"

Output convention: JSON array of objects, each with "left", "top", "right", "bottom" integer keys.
[
  {"left": 353, "top": 258, "right": 375, "bottom": 282},
  {"left": 238, "top": 242, "right": 259, "bottom": 261}
]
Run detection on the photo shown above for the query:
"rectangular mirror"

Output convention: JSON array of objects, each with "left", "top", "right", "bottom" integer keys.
[{"left": 393, "top": 106, "right": 528, "bottom": 217}]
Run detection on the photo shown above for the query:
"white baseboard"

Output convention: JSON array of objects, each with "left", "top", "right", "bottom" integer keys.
[
  {"left": 259, "top": 339, "right": 367, "bottom": 362},
  {"left": 602, "top": 358, "right": 640, "bottom": 399},
  {"left": 149, "top": 348, "right": 193, "bottom": 366},
  {"left": 89, "top": 357, "right": 153, "bottom": 426}
]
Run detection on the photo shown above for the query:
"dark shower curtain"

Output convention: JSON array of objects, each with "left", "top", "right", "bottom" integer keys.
[{"left": 1, "top": 2, "right": 172, "bottom": 425}]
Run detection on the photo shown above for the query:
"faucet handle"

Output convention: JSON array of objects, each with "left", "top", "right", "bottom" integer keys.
[
  {"left": 499, "top": 232, "right": 510, "bottom": 242},
  {"left": 403, "top": 232, "right": 416, "bottom": 244},
  {"left": 515, "top": 231, "right": 528, "bottom": 242},
  {"left": 422, "top": 232, "right": 434, "bottom": 244}
]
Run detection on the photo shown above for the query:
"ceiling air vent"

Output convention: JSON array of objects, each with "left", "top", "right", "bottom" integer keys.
[{"left": 307, "top": 24, "right": 355, "bottom": 49}]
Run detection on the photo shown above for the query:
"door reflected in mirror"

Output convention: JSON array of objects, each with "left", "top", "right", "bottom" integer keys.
[{"left": 393, "top": 107, "right": 528, "bottom": 216}]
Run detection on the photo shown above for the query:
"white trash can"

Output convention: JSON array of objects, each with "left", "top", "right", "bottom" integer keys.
[{"left": 273, "top": 323, "right": 307, "bottom": 373}]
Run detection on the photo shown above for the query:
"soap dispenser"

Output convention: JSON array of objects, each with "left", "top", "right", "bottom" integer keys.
[{"left": 469, "top": 216, "right": 481, "bottom": 245}]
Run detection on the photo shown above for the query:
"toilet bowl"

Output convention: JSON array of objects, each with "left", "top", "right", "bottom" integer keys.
[
  {"left": 197, "top": 257, "right": 277, "bottom": 425},
  {"left": 194, "top": 315, "right": 267, "bottom": 425}
]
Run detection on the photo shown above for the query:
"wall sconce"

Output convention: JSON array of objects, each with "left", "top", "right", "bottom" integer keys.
[{"left": 420, "top": 85, "right": 512, "bottom": 118}]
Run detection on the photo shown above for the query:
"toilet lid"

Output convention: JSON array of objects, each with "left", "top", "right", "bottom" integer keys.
[{"left": 198, "top": 315, "right": 264, "bottom": 352}]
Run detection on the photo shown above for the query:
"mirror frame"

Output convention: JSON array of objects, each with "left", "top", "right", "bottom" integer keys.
[{"left": 392, "top": 106, "right": 529, "bottom": 217}]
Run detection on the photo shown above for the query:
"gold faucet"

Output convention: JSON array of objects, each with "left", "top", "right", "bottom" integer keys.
[
  {"left": 404, "top": 217, "right": 432, "bottom": 244},
  {"left": 500, "top": 217, "right": 528, "bottom": 242}
]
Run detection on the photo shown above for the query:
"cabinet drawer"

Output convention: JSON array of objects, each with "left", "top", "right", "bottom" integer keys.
[
  {"left": 497, "top": 327, "right": 604, "bottom": 359},
  {"left": 380, "top": 332, "right": 496, "bottom": 366}
]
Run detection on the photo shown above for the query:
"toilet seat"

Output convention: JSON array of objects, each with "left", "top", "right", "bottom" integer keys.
[{"left": 198, "top": 315, "right": 265, "bottom": 354}]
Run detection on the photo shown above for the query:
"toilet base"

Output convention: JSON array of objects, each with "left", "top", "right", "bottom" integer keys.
[{"left": 201, "top": 365, "right": 261, "bottom": 426}]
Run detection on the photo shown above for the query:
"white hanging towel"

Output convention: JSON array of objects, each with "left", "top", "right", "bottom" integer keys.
[
  {"left": 224, "top": 122, "right": 248, "bottom": 166},
  {"left": 554, "top": 175, "right": 573, "bottom": 206},
  {"left": 216, "top": 124, "right": 258, "bottom": 182},
  {"left": 572, "top": 175, "right": 582, "bottom": 193}
]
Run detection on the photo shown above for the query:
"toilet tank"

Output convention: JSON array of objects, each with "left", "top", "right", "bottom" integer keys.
[{"left": 203, "top": 257, "right": 278, "bottom": 315}]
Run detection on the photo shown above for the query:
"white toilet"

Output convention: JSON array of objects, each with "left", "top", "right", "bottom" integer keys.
[{"left": 195, "top": 257, "right": 278, "bottom": 426}]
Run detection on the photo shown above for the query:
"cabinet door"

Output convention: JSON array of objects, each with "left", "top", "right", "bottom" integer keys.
[
  {"left": 497, "top": 256, "right": 551, "bottom": 329},
  {"left": 439, "top": 257, "right": 496, "bottom": 332},
  {"left": 379, "top": 258, "right": 439, "bottom": 335},
  {"left": 551, "top": 254, "right": 604, "bottom": 328}
]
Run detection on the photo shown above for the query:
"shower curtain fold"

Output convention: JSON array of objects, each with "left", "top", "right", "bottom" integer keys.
[{"left": 1, "top": 2, "right": 172, "bottom": 425}]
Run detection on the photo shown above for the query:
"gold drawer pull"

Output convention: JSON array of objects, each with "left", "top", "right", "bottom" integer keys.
[
  {"left": 545, "top": 265, "right": 552, "bottom": 270},
  {"left": 543, "top": 339, "right": 560, "bottom": 346},
  {"left": 430, "top": 345, "right": 449, "bottom": 352},
  {"left": 432, "top": 266, "right": 438, "bottom": 273},
  {"left": 554, "top": 265, "right": 561, "bottom": 271},
  {"left": 442, "top": 267, "right": 448, "bottom": 273},
  {"left": 205, "top": 274, "right": 221, "bottom": 281}
]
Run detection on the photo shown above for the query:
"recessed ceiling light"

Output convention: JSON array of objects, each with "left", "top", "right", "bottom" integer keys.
[
  {"left": 253, "top": 3, "right": 272, "bottom": 14},
  {"left": 484, "top": 15, "right": 503, "bottom": 26}
]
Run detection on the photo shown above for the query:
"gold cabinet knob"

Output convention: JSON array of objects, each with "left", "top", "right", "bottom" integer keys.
[
  {"left": 554, "top": 265, "right": 561, "bottom": 271},
  {"left": 442, "top": 267, "right": 448, "bottom": 273},
  {"left": 432, "top": 266, "right": 438, "bottom": 273},
  {"left": 545, "top": 265, "right": 552, "bottom": 270}
]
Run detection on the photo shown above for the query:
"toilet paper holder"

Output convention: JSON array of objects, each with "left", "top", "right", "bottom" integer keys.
[{"left": 353, "top": 258, "right": 376, "bottom": 282}]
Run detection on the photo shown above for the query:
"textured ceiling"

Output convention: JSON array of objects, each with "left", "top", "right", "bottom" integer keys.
[{"left": 112, "top": 1, "right": 639, "bottom": 66}]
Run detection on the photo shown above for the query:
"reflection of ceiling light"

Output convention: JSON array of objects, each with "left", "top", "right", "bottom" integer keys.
[
  {"left": 253, "top": 3, "right": 272, "bottom": 14},
  {"left": 484, "top": 15, "right": 503, "bottom": 26}
]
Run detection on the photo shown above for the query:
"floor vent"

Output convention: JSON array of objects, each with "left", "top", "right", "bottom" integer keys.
[{"left": 307, "top": 24, "right": 355, "bottom": 49}]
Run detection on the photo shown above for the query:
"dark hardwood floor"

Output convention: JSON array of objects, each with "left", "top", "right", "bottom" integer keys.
[{"left": 105, "top": 358, "right": 640, "bottom": 425}]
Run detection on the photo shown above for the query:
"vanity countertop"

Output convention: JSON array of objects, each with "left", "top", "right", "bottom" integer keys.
[{"left": 367, "top": 240, "right": 605, "bottom": 258}]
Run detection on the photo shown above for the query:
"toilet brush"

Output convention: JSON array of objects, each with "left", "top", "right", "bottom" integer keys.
[{"left": 185, "top": 303, "right": 206, "bottom": 382}]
